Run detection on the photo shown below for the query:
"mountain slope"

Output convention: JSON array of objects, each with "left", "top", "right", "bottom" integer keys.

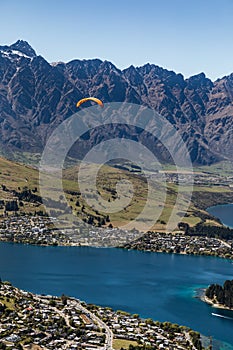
[{"left": 0, "top": 40, "right": 233, "bottom": 164}]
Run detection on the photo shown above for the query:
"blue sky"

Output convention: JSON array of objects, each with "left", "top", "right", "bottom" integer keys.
[{"left": 1, "top": 0, "right": 233, "bottom": 80}]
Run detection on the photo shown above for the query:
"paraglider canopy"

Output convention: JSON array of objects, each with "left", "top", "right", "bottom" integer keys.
[{"left": 76, "top": 97, "right": 104, "bottom": 108}]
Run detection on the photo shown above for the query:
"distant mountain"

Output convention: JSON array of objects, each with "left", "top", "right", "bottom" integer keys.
[{"left": 0, "top": 40, "right": 233, "bottom": 164}]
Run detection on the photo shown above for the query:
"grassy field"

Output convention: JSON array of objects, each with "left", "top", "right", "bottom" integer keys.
[
  {"left": 196, "top": 160, "right": 233, "bottom": 177},
  {"left": 0, "top": 156, "right": 232, "bottom": 231},
  {"left": 113, "top": 339, "right": 138, "bottom": 350},
  {"left": 162, "top": 160, "right": 233, "bottom": 177},
  {"left": 0, "top": 157, "right": 38, "bottom": 190},
  {"left": 0, "top": 295, "right": 15, "bottom": 311}
]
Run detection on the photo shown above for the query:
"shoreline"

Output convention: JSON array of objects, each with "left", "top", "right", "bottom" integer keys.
[
  {"left": 200, "top": 291, "right": 233, "bottom": 312},
  {"left": 1, "top": 237, "right": 233, "bottom": 262},
  {"left": 0, "top": 281, "right": 206, "bottom": 350}
]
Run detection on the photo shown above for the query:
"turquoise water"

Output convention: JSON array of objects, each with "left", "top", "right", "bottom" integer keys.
[
  {"left": 207, "top": 203, "right": 233, "bottom": 228},
  {"left": 0, "top": 242, "right": 233, "bottom": 349}
]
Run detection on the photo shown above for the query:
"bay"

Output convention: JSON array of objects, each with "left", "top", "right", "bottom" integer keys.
[
  {"left": 0, "top": 243, "right": 233, "bottom": 349},
  {"left": 207, "top": 203, "right": 233, "bottom": 229}
]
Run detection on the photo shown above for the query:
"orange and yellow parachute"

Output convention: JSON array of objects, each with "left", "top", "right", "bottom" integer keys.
[{"left": 76, "top": 97, "right": 104, "bottom": 108}]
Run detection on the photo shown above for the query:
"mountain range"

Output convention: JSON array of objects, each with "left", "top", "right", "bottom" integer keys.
[{"left": 0, "top": 40, "right": 233, "bottom": 165}]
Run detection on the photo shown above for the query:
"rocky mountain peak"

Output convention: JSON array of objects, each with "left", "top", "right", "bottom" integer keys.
[
  {"left": 123, "top": 65, "right": 144, "bottom": 85},
  {"left": 186, "top": 72, "right": 213, "bottom": 89},
  {"left": 9, "top": 40, "right": 37, "bottom": 58},
  {"left": 99, "top": 60, "right": 120, "bottom": 74}
]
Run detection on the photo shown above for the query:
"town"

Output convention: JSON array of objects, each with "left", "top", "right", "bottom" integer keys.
[
  {"left": 0, "top": 215, "right": 142, "bottom": 247},
  {"left": 0, "top": 281, "right": 205, "bottom": 350},
  {"left": 123, "top": 231, "right": 233, "bottom": 260},
  {"left": 158, "top": 170, "right": 233, "bottom": 188},
  {"left": 0, "top": 215, "right": 233, "bottom": 260}
]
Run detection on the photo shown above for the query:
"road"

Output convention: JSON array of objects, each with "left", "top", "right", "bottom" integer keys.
[
  {"left": 35, "top": 294, "right": 113, "bottom": 349},
  {"left": 69, "top": 298, "right": 113, "bottom": 350},
  {"left": 218, "top": 238, "right": 232, "bottom": 248}
]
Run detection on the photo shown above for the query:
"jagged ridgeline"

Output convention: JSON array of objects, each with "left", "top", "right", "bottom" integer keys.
[{"left": 0, "top": 40, "right": 233, "bottom": 164}]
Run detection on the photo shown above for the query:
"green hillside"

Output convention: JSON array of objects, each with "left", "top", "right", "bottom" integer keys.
[{"left": 0, "top": 156, "right": 232, "bottom": 231}]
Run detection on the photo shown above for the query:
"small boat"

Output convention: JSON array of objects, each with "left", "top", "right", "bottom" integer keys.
[{"left": 211, "top": 313, "right": 233, "bottom": 320}]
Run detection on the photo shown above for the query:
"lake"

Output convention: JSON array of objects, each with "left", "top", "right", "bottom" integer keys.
[
  {"left": 0, "top": 242, "right": 233, "bottom": 349},
  {"left": 207, "top": 203, "right": 233, "bottom": 229}
]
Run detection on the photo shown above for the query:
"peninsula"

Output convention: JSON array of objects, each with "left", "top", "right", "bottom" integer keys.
[{"left": 203, "top": 280, "right": 233, "bottom": 311}]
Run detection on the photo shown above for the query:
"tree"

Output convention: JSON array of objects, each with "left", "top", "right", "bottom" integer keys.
[
  {"left": 145, "top": 318, "right": 154, "bottom": 325},
  {"left": 177, "top": 222, "right": 189, "bottom": 234},
  {"left": 61, "top": 293, "right": 68, "bottom": 305},
  {"left": 205, "top": 280, "right": 233, "bottom": 308},
  {"left": 49, "top": 299, "right": 56, "bottom": 307},
  {"left": 189, "top": 331, "right": 202, "bottom": 350},
  {"left": 5, "top": 200, "right": 19, "bottom": 212},
  {"left": 87, "top": 216, "right": 94, "bottom": 225}
]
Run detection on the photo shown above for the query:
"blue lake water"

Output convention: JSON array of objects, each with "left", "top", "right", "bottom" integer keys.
[
  {"left": 0, "top": 242, "right": 233, "bottom": 349},
  {"left": 207, "top": 203, "right": 233, "bottom": 228}
]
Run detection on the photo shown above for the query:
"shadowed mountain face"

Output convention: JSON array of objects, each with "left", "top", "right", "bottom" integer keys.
[{"left": 0, "top": 40, "right": 233, "bottom": 164}]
